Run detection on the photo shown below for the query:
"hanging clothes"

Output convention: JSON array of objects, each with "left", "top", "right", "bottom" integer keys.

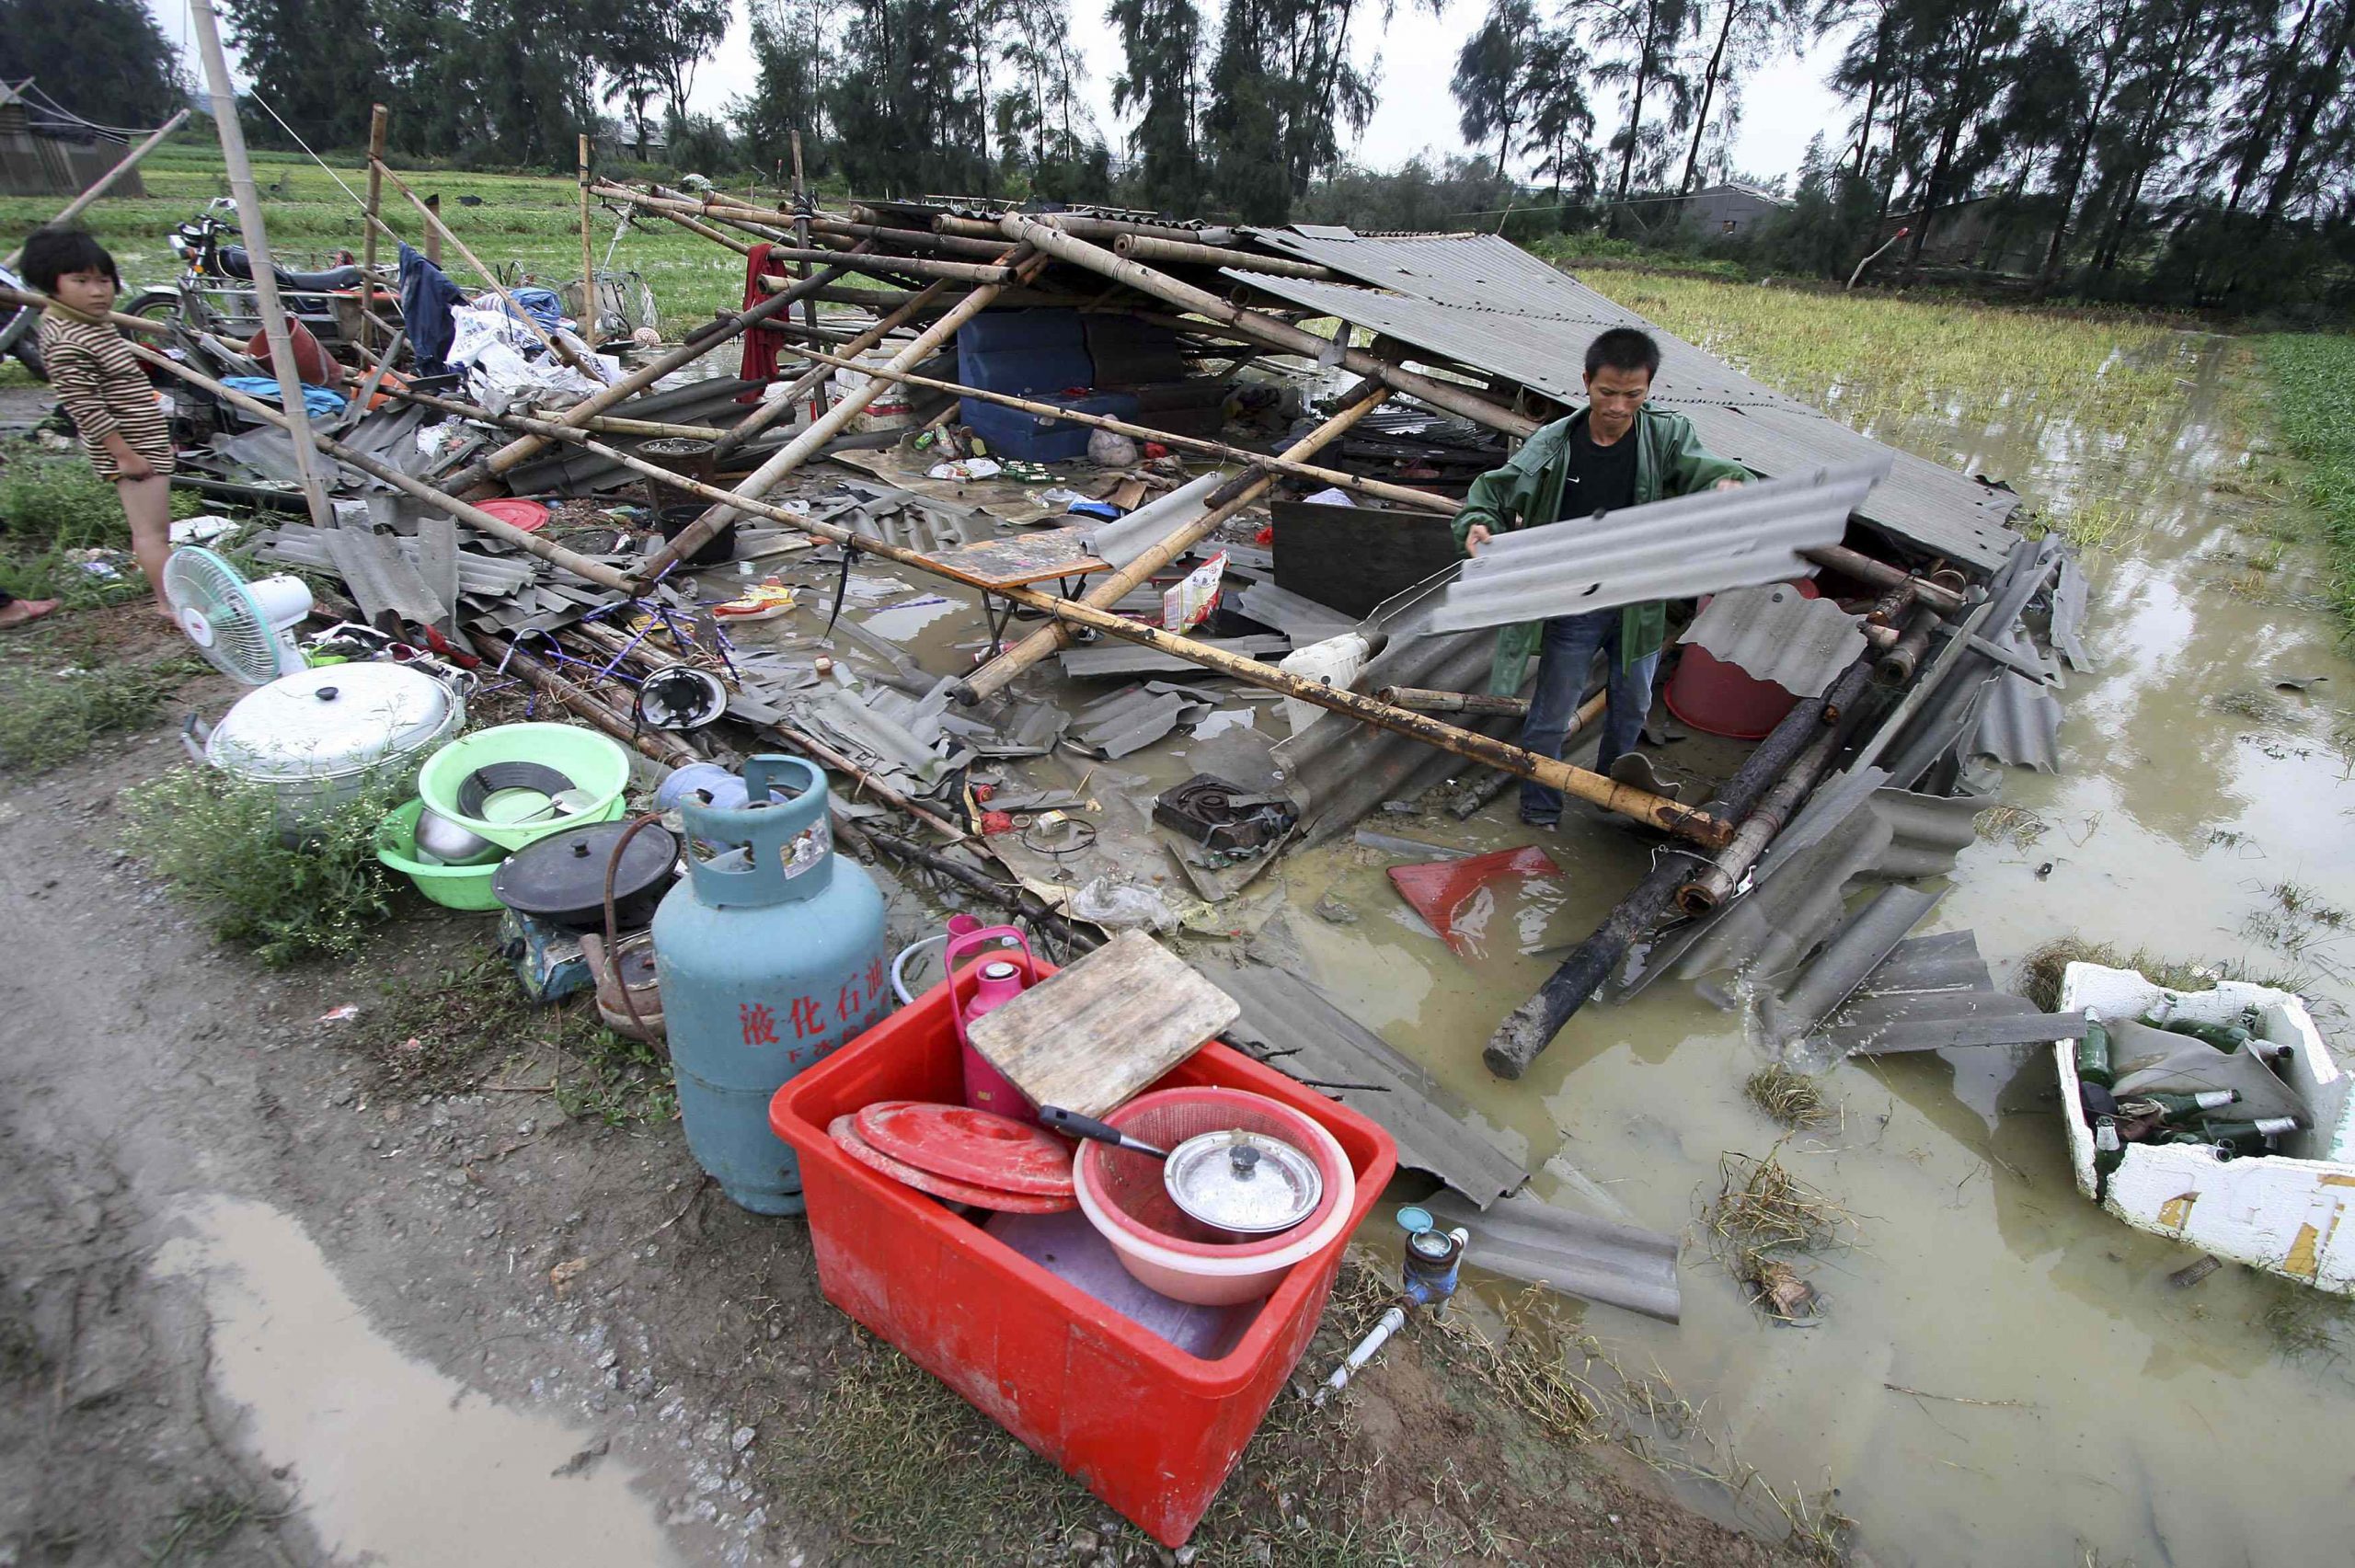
[
  {"left": 736, "top": 243, "right": 796, "bottom": 397},
  {"left": 399, "top": 242, "right": 466, "bottom": 377}
]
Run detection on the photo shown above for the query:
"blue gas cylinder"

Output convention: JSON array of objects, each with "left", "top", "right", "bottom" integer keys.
[{"left": 652, "top": 756, "right": 890, "bottom": 1214}]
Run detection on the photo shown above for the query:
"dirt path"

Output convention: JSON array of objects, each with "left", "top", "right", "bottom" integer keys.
[{"left": 0, "top": 716, "right": 1808, "bottom": 1568}]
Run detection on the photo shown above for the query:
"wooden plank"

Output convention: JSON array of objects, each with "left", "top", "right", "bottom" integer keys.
[
  {"left": 965, "top": 930, "right": 1240, "bottom": 1118},
  {"left": 918, "top": 527, "right": 1112, "bottom": 589}
]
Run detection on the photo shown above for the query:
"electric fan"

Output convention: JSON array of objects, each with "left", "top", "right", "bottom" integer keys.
[{"left": 163, "top": 546, "right": 316, "bottom": 684}]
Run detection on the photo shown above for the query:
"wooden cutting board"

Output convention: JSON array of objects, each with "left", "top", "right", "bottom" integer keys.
[{"left": 964, "top": 930, "right": 1240, "bottom": 1119}]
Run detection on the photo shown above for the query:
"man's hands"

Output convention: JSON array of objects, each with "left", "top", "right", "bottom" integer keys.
[
  {"left": 1712, "top": 476, "right": 1743, "bottom": 491},
  {"left": 1463, "top": 522, "right": 1493, "bottom": 555}
]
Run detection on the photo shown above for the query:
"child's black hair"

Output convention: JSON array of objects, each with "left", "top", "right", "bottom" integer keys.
[{"left": 18, "top": 227, "right": 119, "bottom": 296}]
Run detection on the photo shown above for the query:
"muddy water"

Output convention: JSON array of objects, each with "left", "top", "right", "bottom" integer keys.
[
  {"left": 152, "top": 1194, "right": 680, "bottom": 1568},
  {"left": 1274, "top": 334, "right": 2355, "bottom": 1565}
]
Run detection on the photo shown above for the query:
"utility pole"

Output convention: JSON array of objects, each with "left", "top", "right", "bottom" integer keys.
[{"left": 187, "top": 0, "right": 335, "bottom": 529}]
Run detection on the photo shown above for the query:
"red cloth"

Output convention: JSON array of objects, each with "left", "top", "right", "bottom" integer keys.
[{"left": 736, "top": 243, "right": 797, "bottom": 395}]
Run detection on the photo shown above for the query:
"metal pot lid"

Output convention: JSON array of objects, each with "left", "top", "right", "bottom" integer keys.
[
  {"left": 208, "top": 663, "right": 454, "bottom": 780},
  {"left": 1164, "top": 1129, "right": 1323, "bottom": 1235},
  {"left": 492, "top": 822, "right": 679, "bottom": 921}
]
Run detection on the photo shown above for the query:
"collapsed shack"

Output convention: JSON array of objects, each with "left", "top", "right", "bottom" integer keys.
[{"left": 25, "top": 183, "right": 2095, "bottom": 1241}]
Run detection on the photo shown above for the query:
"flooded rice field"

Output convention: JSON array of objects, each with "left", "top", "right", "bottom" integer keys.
[{"left": 729, "top": 325, "right": 2354, "bottom": 1563}]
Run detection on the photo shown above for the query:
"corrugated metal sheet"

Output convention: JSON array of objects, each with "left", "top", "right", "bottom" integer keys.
[
  {"left": 1967, "top": 669, "right": 2063, "bottom": 773},
  {"left": 1058, "top": 633, "right": 1289, "bottom": 680},
  {"left": 1761, "top": 884, "right": 1944, "bottom": 1047},
  {"left": 1680, "top": 582, "right": 1867, "bottom": 699},
  {"left": 1232, "top": 233, "right": 2021, "bottom": 574},
  {"left": 1070, "top": 681, "right": 1212, "bottom": 757},
  {"left": 1396, "top": 462, "right": 1884, "bottom": 635},
  {"left": 2051, "top": 554, "right": 2096, "bottom": 671},
  {"left": 1273, "top": 627, "right": 1511, "bottom": 843},
  {"left": 1209, "top": 961, "right": 1530, "bottom": 1205},
  {"left": 1419, "top": 1189, "right": 1682, "bottom": 1322},
  {"left": 1233, "top": 579, "right": 1357, "bottom": 642}
]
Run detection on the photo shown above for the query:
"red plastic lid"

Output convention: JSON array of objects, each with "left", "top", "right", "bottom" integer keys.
[
  {"left": 829, "top": 1115, "right": 1075, "bottom": 1212},
  {"left": 477, "top": 498, "right": 551, "bottom": 532},
  {"left": 855, "top": 1100, "right": 1074, "bottom": 1196}
]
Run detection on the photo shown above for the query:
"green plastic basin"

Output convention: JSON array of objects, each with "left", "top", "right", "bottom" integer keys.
[
  {"left": 376, "top": 799, "right": 507, "bottom": 910},
  {"left": 413, "top": 722, "right": 631, "bottom": 851}
]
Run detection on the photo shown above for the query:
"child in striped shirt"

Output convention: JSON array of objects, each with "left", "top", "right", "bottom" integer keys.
[{"left": 22, "top": 227, "right": 176, "bottom": 615}]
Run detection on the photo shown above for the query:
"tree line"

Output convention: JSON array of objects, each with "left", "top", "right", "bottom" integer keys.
[{"left": 6, "top": 0, "right": 2348, "bottom": 309}]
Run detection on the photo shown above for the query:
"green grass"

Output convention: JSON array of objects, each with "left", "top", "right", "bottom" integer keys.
[
  {"left": 121, "top": 765, "right": 401, "bottom": 966},
  {"left": 2257, "top": 333, "right": 2355, "bottom": 638},
  {"left": 0, "top": 142, "right": 750, "bottom": 330},
  {"left": 0, "top": 438, "right": 142, "bottom": 607},
  {"left": 1580, "top": 270, "right": 2199, "bottom": 463},
  {"left": 0, "top": 639, "right": 196, "bottom": 772}
]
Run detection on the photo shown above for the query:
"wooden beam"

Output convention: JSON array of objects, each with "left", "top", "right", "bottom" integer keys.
[
  {"left": 578, "top": 133, "right": 597, "bottom": 341},
  {"left": 359, "top": 104, "right": 387, "bottom": 349}
]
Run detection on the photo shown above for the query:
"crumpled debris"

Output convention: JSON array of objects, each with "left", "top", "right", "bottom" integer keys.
[{"left": 1068, "top": 876, "right": 1181, "bottom": 932}]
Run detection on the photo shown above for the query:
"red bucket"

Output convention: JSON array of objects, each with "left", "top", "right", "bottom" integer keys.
[{"left": 1664, "top": 579, "right": 1819, "bottom": 739}]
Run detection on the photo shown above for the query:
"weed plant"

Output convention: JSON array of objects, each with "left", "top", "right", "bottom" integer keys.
[
  {"left": 0, "top": 440, "right": 144, "bottom": 608},
  {"left": 121, "top": 766, "right": 398, "bottom": 965},
  {"left": 0, "top": 644, "right": 195, "bottom": 771},
  {"left": 2258, "top": 333, "right": 2355, "bottom": 638}
]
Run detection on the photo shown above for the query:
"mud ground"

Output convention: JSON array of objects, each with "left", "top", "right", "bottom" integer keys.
[{"left": 0, "top": 691, "right": 1808, "bottom": 1568}]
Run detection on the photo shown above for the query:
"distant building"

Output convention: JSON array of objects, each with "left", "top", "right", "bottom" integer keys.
[
  {"left": 595, "top": 120, "right": 670, "bottom": 161},
  {"left": 0, "top": 81, "right": 148, "bottom": 199},
  {"left": 1883, "top": 193, "right": 2057, "bottom": 276},
  {"left": 1675, "top": 182, "right": 1792, "bottom": 237}
]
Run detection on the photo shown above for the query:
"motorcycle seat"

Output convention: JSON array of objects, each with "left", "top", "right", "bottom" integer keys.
[{"left": 217, "top": 246, "right": 365, "bottom": 292}]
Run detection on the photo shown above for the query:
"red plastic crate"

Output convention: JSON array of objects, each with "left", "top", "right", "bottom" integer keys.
[{"left": 769, "top": 954, "right": 1396, "bottom": 1547}]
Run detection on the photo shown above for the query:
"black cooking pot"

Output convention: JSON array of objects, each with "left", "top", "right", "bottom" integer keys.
[{"left": 492, "top": 821, "right": 679, "bottom": 932}]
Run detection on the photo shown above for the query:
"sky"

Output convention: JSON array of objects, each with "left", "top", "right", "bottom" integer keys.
[{"left": 151, "top": 0, "right": 1849, "bottom": 188}]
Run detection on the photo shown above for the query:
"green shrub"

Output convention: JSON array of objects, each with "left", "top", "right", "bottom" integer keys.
[
  {"left": 121, "top": 765, "right": 400, "bottom": 966},
  {"left": 0, "top": 440, "right": 141, "bottom": 607},
  {"left": 0, "top": 651, "right": 193, "bottom": 771}
]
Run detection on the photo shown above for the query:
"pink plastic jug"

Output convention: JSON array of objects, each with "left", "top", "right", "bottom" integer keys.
[{"left": 946, "top": 922, "right": 1038, "bottom": 1121}]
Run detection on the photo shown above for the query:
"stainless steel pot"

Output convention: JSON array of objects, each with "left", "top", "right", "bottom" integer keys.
[{"left": 187, "top": 662, "right": 467, "bottom": 824}]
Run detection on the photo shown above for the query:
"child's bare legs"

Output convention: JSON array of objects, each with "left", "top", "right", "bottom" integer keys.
[{"left": 117, "top": 475, "right": 173, "bottom": 616}]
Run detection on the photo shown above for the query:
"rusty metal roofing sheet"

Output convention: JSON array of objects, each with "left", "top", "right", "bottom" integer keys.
[
  {"left": 1679, "top": 581, "right": 1867, "bottom": 699},
  {"left": 1232, "top": 235, "right": 2019, "bottom": 575},
  {"left": 1396, "top": 461, "right": 1884, "bottom": 635},
  {"left": 1209, "top": 961, "right": 1529, "bottom": 1206}
]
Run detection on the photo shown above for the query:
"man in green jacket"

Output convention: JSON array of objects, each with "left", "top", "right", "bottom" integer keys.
[{"left": 1453, "top": 326, "right": 1750, "bottom": 827}]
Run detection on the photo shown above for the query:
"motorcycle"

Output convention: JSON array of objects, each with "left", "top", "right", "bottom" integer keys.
[
  {"left": 0, "top": 261, "right": 44, "bottom": 380},
  {"left": 126, "top": 199, "right": 397, "bottom": 352}
]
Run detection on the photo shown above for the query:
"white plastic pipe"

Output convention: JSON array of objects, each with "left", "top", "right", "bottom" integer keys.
[{"left": 1315, "top": 1306, "right": 1406, "bottom": 1406}]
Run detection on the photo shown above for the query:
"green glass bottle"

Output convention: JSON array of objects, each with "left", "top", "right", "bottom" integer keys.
[
  {"left": 2075, "top": 1016, "right": 2115, "bottom": 1089},
  {"left": 2140, "top": 1014, "right": 2252, "bottom": 1051},
  {"left": 2093, "top": 1116, "right": 2124, "bottom": 1178},
  {"left": 2178, "top": 1115, "right": 2300, "bottom": 1157},
  {"left": 2140, "top": 1089, "right": 2239, "bottom": 1121}
]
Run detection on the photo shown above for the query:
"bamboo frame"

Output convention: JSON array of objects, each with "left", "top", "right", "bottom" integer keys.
[
  {"left": 709, "top": 275, "right": 959, "bottom": 463},
  {"left": 578, "top": 133, "right": 596, "bottom": 340},
  {"left": 360, "top": 105, "right": 387, "bottom": 349},
  {"left": 1112, "top": 233, "right": 1338, "bottom": 280}
]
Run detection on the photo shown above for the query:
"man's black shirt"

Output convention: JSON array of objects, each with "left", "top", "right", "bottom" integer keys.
[{"left": 1557, "top": 418, "right": 1637, "bottom": 521}]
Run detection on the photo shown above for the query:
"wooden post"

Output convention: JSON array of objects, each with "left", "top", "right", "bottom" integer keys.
[
  {"left": 578, "top": 133, "right": 597, "bottom": 344},
  {"left": 790, "top": 131, "right": 829, "bottom": 418},
  {"left": 1, "top": 109, "right": 190, "bottom": 269},
  {"left": 638, "top": 255, "right": 1035, "bottom": 579},
  {"left": 360, "top": 104, "right": 388, "bottom": 351},
  {"left": 1002, "top": 215, "right": 1538, "bottom": 438},
  {"left": 423, "top": 194, "right": 441, "bottom": 267},
  {"left": 187, "top": 0, "right": 334, "bottom": 531},
  {"left": 959, "top": 379, "right": 1396, "bottom": 702},
  {"left": 373, "top": 160, "right": 604, "bottom": 381}
]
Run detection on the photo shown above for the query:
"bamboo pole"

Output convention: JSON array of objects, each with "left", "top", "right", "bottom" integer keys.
[
  {"left": 1804, "top": 544, "right": 1967, "bottom": 613},
  {"left": 2, "top": 109, "right": 190, "bottom": 269},
  {"left": 1378, "top": 686, "right": 1532, "bottom": 715},
  {"left": 447, "top": 251, "right": 867, "bottom": 489},
  {"left": 1673, "top": 720, "right": 1846, "bottom": 914},
  {"left": 188, "top": 0, "right": 334, "bottom": 532},
  {"left": 783, "top": 341, "right": 1455, "bottom": 512},
  {"left": 807, "top": 217, "right": 1013, "bottom": 259},
  {"left": 578, "top": 134, "right": 597, "bottom": 341},
  {"left": 707, "top": 275, "right": 961, "bottom": 464},
  {"left": 959, "top": 380, "right": 1397, "bottom": 702},
  {"left": 787, "top": 134, "right": 827, "bottom": 420},
  {"left": 757, "top": 250, "right": 1016, "bottom": 285},
  {"left": 640, "top": 254, "right": 1037, "bottom": 578},
  {"left": 359, "top": 105, "right": 387, "bottom": 350},
  {"left": 1112, "top": 234, "right": 1338, "bottom": 280},
  {"left": 1005, "top": 215, "right": 1535, "bottom": 439},
  {"left": 372, "top": 159, "right": 603, "bottom": 382},
  {"left": 634, "top": 199, "right": 757, "bottom": 257},
  {"left": 369, "top": 370, "right": 1715, "bottom": 843}
]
